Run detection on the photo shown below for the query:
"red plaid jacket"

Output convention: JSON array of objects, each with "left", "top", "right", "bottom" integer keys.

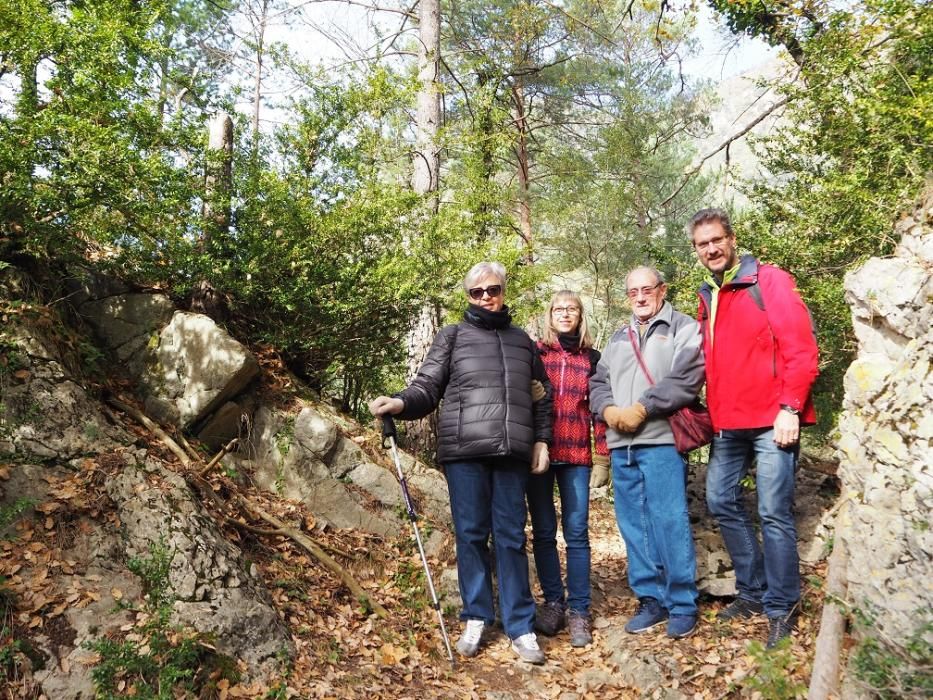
[{"left": 537, "top": 341, "right": 608, "bottom": 466}]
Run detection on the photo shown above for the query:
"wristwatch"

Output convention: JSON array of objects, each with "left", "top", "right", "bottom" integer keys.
[{"left": 780, "top": 404, "right": 800, "bottom": 415}]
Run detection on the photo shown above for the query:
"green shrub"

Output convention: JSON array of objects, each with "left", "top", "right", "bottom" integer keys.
[
  {"left": 850, "top": 608, "right": 933, "bottom": 700},
  {"left": 741, "top": 639, "right": 807, "bottom": 699},
  {"left": 86, "top": 540, "right": 238, "bottom": 698}
]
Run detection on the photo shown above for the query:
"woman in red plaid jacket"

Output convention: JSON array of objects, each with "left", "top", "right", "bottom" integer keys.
[{"left": 528, "top": 290, "right": 609, "bottom": 648}]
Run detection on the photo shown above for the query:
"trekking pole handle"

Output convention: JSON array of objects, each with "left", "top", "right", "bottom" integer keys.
[{"left": 381, "top": 415, "right": 398, "bottom": 447}]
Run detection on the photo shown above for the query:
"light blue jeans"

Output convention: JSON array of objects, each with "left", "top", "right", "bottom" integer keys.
[
  {"left": 527, "top": 464, "right": 591, "bottom": 615},
  {"left": 705, "top": 428, "right": 800, "bottom": 617},
  {"left": 612, "top": 445, "right": 698, "bottom": 616},
  {"left": 444, "top": 459, "right": 535, "bottom": 639}
]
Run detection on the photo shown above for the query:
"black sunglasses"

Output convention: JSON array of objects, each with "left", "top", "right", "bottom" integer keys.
[{"left": 468, "top": 285, "right": 503, "bottom": 300}]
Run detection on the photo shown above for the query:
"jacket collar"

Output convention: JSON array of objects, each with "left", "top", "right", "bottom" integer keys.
[
  {"left": 627, "top": 300, "right": 674, "bottom": 337},
  {"left": 699, "top": 254, "right": 759, "bottom": 301},
  {"left": 464, "top": 304, "right": 512, "bottom": 330}
]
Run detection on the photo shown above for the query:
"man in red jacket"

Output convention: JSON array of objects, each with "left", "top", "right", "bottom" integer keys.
[{"left": 690, "top": 208, "right": 819, "bottom": 649}]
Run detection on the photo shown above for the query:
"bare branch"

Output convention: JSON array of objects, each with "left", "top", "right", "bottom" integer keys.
[{"left": 661, "top": 95, "right": 790, "bottom": 208}]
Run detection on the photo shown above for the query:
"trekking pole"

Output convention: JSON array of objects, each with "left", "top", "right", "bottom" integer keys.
[{"left": 382, "top": 416, "right": 455, "bottom": 664}]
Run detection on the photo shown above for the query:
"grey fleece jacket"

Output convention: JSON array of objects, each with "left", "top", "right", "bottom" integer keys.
[{"left": 589, "top": 302, "right": 705, "bottom": 449}]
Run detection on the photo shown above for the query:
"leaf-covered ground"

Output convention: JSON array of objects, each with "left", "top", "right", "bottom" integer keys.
[{"left": 1, "top": 426, "right": 822, "bottom": 699}]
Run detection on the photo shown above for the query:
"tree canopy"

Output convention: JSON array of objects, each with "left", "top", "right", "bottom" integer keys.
[{"left": 1, "top": 0, "right": 929, "bottom": 427}]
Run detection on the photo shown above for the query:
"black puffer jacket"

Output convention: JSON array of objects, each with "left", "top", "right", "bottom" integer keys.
[{"left": 396, "top": 305, "right": 552, "bottom": 464}]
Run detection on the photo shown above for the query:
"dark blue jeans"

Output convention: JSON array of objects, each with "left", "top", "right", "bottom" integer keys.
[
  {"left": 527, "top": 464, "right": 591, "bottom": 615},
  {"left": 705, "top": 428, "right": 800, "bottom": 617},
  {"left": 444, "top": 459, "right": 535, "bottom": 639},
  {"left": 611, "top": 445, "right": 698, "bottom": 616}
]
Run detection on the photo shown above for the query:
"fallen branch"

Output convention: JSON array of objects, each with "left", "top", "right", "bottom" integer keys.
[
  {"left": 107, "top": 397, "right": 191, "bottom": 467},
  {"left": 225, "top": 516, "right": 282, "bottom": 538},
  {"left": 199, "top": 438, "right": 239, "bottom": 478},
  {"left": 808, "top": 504, "right": 850, "bottom": 700},
  {"left": 236, "top": 496, "right": 388, "bottom": 618},
  {"left": 226, "top": 516, "right": 353, "bottom": 559},
  {"left": 176, "top": 431, "right": 203, "bottom": 464}
]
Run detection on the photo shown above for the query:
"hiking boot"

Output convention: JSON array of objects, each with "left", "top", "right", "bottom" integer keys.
[
  {"left": 568, "top": 611, "right": 592, "bottom": 647},
  {"left": 534, "top": 600, "right": 566, "bottom": 637},
  {"left": 766, "top": 612, "right": 798, "bottom": 649},
  {"left": 511, "top": 632, "right": 546, "bottom": 664},
  {"left": 717, "top": 597, "right": 764, "bottom": 621},
  {"left": 624, "top": 597, "right": 668, "bottom": 634},
  {"left": 667, "top": 614, "right": 699, "bottom": 639},
  {"left": 456, "top": 619, "right": 485, "bottom": 657}
]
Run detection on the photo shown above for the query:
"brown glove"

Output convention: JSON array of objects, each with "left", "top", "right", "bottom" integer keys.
[
  {"left": 603, "top": 405, "right": 624, "bottom": 430},
  {"left": 531, "top": 379, "right": 546, "bottom": 402},
  {"left": 615, "top": 403, "right": 648, "bottom": 432},
  {"left": 590, "top": 454, "right": 610, "bottom": 487}
]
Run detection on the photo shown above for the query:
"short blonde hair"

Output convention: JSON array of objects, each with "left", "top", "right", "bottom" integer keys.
[
  {"left": 541, "top": 290, "right": 594, "bottom": 349},
  {"left": 463, "top": 261, "right": 507, "bottom": 294}
]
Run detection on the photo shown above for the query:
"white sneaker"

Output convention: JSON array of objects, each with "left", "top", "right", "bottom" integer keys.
[
  {"left": 511, "top": 632, "right": 546, "bottom": 664},
  {"left": 456, "top": 619, "right": 485, "bottom": 657}
]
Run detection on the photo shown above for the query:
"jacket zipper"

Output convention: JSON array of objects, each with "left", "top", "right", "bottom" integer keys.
[
  {"left": 498, "top": 331, "right": 509, "bottom": 454},
  {"left": 559, "top": 352, "right": 567, "bottom": 396}
]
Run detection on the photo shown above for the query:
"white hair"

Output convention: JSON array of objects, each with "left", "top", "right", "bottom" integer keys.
[{"left": 463, "top": 261, "right": 507, "bottom": 293}]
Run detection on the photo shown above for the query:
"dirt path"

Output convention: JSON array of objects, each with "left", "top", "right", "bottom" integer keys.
[{"left": 419, "top": 493, "right": 821, "bottom": 699}]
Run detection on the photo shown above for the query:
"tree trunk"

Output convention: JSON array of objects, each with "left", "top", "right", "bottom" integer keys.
[
  {"left": 251, "top": 0, "right": 269, "bottom": 153},
  {"left": 405, "top": 303, "right": 443, "bottom": 458},
  {"left": 412, "top": 0, "right": 441, "bottom": 202},
  {"left": 405, "top": 0, "right": 443, "bottom": 458},
  {"left": 192, "top": 113, "right": 234, "bottom": 322},
  {"left": 512, "top": 80, "right": 534, "bottom": 262},
  {"left": 203, "top": 112, "right": 234, "bottom": 243},
  {"left": 808, "top": 515, "right": 850, "bottom": 700}
]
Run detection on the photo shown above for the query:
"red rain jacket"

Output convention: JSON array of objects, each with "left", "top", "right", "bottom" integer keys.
[{"left": 697, "top": 255, "right": 818, "bottom": 431}]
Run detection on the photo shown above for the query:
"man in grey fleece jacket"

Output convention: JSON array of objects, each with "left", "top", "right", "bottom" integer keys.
[{"left": 589, "top": 266, "right": 705, "bottom": 639}]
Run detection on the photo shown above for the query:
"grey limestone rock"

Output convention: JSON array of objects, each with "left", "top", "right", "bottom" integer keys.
[
  {"left": 106, "top": 460, "right": 293, "bottom": 680},
  {"left": 144, "top": 311, "right": 259, "bottom": 429},
  {"left": 79, "top": 293, "right": 175, "bottom": 379},
  {"left": 835, "top": 187, "right": 933, "bottom": 665}
]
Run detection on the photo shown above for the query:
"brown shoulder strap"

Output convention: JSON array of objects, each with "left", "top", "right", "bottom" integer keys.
[{"left": 627, "top": 326, "right": 655, "bottom": 386}]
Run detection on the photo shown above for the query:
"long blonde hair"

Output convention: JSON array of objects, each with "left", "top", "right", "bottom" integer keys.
[{"left": 541, "top": 290, "right": 594, "bottom": 349}]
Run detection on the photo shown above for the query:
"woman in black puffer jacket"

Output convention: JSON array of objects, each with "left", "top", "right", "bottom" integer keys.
[{"left": 369, "top": 261, "right": 553, "bottom": 665}]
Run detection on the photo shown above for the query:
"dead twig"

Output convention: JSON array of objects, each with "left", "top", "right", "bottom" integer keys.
[
  {"left": 225, "top": 516, "right": 282, "bottom": 538},
  {"left": 199, "top": 438, "right": 239, "bottom": 478},
  {"left": 226, "top": 516, "right": 353, "bottom": 559}
]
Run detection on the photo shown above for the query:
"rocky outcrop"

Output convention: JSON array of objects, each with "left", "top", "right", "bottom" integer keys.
[
  {"left": 18, "top": 452, "right": 292, "bottom": 697},
  {"left": 227, "top": 404, "right": 451, "bottom": 541},
  {"left": 0, "top": 311, "right": 130, "bottom": 461},
  {"left": 78, "top": 292, "right": 175, "bottom": 380},
  {"left": 836, "top": 189, "right": 932, "bottom": 655},
  {"left": 76, "top": 281, "right": 259, "bottom": 437},
  {"left": 143, "top": 311, "right": 259, "bottom": 430},
  {"left": 106, "top": 458, "right": 293, "bottom": 677}
]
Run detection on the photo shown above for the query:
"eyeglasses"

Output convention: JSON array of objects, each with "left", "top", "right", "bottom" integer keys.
[
  {"left": 694, "top": 235, "right": 730, "bottom": 251},
  {"left": 552, "top": 306, "right": 580, "bottom": 316},
  {"left": 626, "top": 283, "right": 662, "bottom": 298},
  {"left": 468, "top": 285, "right": 503, "bottom": 300}
]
